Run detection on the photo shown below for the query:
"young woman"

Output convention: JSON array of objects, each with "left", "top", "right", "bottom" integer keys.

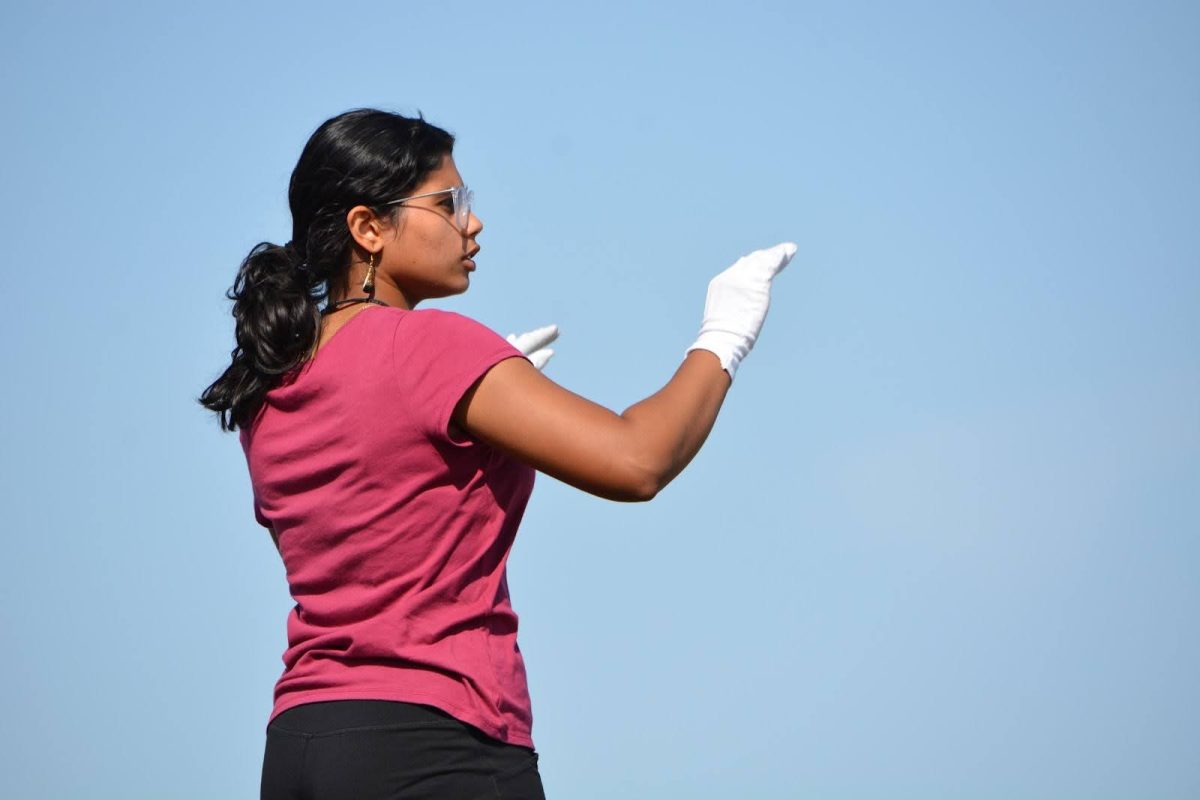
[{"left": 198, "top": 107, "right": 796, "bottom": 800}]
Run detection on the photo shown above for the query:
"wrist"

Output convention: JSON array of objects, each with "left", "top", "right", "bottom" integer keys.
[{"left": 685, "top": 330, "right": 748, "bottom": 381}]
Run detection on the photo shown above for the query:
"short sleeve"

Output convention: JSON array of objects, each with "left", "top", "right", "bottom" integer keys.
[{"left": 392, "top": 309, "right": 530, "bottom": 445}]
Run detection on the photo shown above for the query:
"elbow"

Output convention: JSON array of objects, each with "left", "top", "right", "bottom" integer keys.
[
  {"left": 631, "top": 473, "right": 660, "bottom": 502},
  {"left": 626, "top": 450, "right": 664, "bottom": 503}
]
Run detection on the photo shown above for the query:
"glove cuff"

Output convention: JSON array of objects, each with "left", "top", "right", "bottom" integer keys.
[{"left": 685, "top": 330, "right": 750, "bottom": 381}]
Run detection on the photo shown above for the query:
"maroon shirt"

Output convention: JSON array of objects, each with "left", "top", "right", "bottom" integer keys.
[{"left": 239, "top": 305, "right": 538, "bottom": 747}]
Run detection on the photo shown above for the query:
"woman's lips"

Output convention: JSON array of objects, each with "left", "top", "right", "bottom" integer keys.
[{"left": 463, "top": 258, "right": 476, "bottom": 271}]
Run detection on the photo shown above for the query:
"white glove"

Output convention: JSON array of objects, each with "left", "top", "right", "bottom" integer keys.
[
  {"left": 506, "top": 324, "right": 559, "bottom": 371},
  {"left": 685, "top": 242, "right": 797, "bottom": 381}
]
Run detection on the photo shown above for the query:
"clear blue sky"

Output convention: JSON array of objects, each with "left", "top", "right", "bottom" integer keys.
[{"left": 1, "top": 1, "right": 1197, "bottom": 797}]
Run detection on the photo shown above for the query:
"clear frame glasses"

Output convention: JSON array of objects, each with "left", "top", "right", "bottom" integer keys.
[{"left": 383, "top": 186, "right": 474, "bottom": 231}]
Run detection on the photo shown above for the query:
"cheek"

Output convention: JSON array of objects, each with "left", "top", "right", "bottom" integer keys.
[
  {"left": 397, "top": 216, "right": 461, "bottom": 264},
  {"left": 417, "top": 217, "right": 457, "bottom": 245},
  {"left": 404, "top": 224, "right": 443, "bottom": 257},
  {"left": 437, "top": 226, "right": 466, "bottom": 256}
]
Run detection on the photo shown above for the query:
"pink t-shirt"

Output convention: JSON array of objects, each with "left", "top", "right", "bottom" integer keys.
[{"left": 238, "top": 305, "right": 538, "bottom": 748}]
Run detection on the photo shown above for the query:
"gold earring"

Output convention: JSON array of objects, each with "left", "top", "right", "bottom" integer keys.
[{"left": 362, "top": 252, "right": 377, "bottom": 294}]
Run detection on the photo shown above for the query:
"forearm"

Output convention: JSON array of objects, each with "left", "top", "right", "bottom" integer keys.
[{"left": 621, "top": 349, "right": 733, "bottom": 497}]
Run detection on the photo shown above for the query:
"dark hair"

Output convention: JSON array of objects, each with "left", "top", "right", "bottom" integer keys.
[{"left": 197, "top": 108, "right": 455, "bottom": 432}]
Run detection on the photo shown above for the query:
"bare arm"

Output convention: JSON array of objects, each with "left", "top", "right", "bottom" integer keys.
[
  {"left": 454, "top": 349, "right": 732, "bottom": 502},
  {"left": 459, "top": 242, "right": 796, "bottom": 502},
  {"left": 620, "top": 349, "right": 732, "bottom": 493}
]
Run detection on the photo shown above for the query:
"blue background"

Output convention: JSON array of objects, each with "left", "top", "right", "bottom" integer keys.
[{"left": 1, "top": 1, "right": 1197, "bottom": 797}]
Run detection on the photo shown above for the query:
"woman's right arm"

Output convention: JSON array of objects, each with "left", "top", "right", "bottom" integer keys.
[
  {"left": 455, "top": 242, "right": 798, "bottom": 502},
  {"left": 455, "top": 347, "right": 732, "bottom": 502}
]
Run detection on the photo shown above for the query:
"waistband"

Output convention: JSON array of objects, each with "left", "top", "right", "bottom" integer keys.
[{"left": 269, "top": 700, "right": 459, "bottom": 734}]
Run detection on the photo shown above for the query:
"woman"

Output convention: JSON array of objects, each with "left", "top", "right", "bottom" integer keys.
[{"left": 198, "top": 107, "right": 796, "bottom": 799}]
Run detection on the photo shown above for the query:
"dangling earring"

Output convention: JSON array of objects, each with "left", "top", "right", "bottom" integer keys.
[{"left": 362, "top": 252, "right": 377, "bottom": 295}]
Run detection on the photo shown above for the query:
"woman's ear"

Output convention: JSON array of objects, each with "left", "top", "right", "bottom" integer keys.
[{"left": 345, "top": 205, "right": 385, "bottom": 253}]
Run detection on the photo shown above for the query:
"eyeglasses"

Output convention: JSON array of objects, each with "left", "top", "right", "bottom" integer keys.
[{"left": 383, "top": 185, "right": 474, "bottom": 231}]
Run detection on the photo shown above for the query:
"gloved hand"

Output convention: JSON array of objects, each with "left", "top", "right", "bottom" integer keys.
[
  {"left": 685, "top": 242, "right": 798, "bottom": 381},
  {"left": 506, "top": 324, "right": 559, "bottom": 371}
]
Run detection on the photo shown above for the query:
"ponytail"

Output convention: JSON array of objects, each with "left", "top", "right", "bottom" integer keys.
[{"left": 198, "top": 241, "right": 322, "bottom": 431}]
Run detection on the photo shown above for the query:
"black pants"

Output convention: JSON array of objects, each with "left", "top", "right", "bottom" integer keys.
[{"left": 260, "top": 700, "right": 546, "bottom": 799}]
